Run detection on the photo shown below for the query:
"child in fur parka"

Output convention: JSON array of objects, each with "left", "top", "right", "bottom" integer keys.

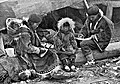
[{"left": 54, "top": 18, "right": 78, "bottom": 72}]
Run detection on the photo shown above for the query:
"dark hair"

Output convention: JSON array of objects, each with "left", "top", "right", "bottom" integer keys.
[
  {"left": 28, "top": 14, "right": 41, "bottom": 23},
  {"left": 87, "top": 5, "right": 99, "bottom": 16},
  {"left": 63, "top": 22, "right": 70, "bottom": 27},
  {"left": 10, "top": 21, "right": 15, "bottom": 28},
  {"left": 22, "top": 20, "right": 29, "bottom": 27}
]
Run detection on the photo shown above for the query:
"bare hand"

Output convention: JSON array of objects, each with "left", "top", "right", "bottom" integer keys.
[{"left": 34, "top": 47, "right": 40, "bottom": 54}]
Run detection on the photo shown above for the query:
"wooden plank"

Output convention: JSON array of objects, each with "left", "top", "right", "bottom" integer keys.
[
  {"left": 106, "top": 42, "right": 120, "bottom": 51},
  {"left": 75, "top": 42, "right": 120, "bottom": 65},
  {"left": 90, "top": 1, "right": 120, "bottom": 7}
]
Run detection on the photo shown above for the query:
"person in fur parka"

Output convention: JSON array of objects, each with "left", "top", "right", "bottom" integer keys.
[
  {"left": 79, "top": 5, "right": 114, "bottom": 65},
  {"left": 54, "top": 17, "right": 78, "bottom": 72}
]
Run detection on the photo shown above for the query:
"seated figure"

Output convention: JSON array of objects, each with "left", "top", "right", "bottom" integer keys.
[
  {"left": 5, "top": 17, "right": 59, "bottom": 80},
  {"left": 78, "top": 5, "right": 114, "bottom": 65},
  {"left": 54, "top": 17, "right": 78, "bottom": 72}
]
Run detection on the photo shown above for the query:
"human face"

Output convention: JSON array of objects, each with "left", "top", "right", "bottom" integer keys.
[
  {"left": 8, "top": 22, "right": 20, "bottom": 34},
  {"left": 31, "top": 22, "right": 39, "bottom": 30},
  {"left": 13, "top": 23, "right": 20, "bottom": 30},
  {"left": 63, "top": 26, "right": 69, "bottom": 32},
  {"left": 88, "top": 15, "right": 97, "bottom": 22}
]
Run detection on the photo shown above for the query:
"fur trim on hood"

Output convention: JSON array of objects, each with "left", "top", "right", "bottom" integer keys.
[
  {"left": 6, "top": 18, "right": 23, "bottom": 28},
  {"left": 57, "top": 17, "right": 75, "bottom": 30}
]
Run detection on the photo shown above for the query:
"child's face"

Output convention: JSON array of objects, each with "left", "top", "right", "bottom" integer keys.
[
  {"left": 62, "top": 26, "right": 69, "bottom": 31},
  {"left": 88, "top": 14, "right": 98, "bottom": 22},
  {"left": 10, "top": 22, "right": 19, "bottom": 31},
  {"left": 13, "top": 23, "right": 19, "bottom": 30}
]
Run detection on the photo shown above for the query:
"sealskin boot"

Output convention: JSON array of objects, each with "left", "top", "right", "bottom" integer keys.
[
  {"left": 70, "top": 58, "right": 76, "bottom": 72},
  {"left": 85, "top": 53, "right": 95, "bottom": 65},
  {"left": 62, "top": 59, "right": 71, "bottom": 72}
]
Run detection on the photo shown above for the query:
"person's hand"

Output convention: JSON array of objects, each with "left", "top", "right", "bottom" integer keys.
[
  {"left": 78, "top": 34, "right": 84, "bottom": 38},
  {"left": 34, "top": 47, "right": 40, "bottom": 54},
  {"left": 72, "top": 49, "right": 76, "bottom": 54},
  {"left": 90, "top": 29, "right": 100, "bottom": 35},
  {"left": 74, "top": 33, "right": 79, "bottom": 37},
  {"left": 40, "top": 47, "right": 48, "bottom": 52},
  {"left": 41, "top": 37, "right": 47, "bottom": 42},
  {"left": 90, "top": 30, "right": 95, "bottom": 34},
  {"left": 41, "top": 42, "right": 54, "bottom": 49},
  {"left": 39, "top": 48, "right": 48, "bottom": 57}
]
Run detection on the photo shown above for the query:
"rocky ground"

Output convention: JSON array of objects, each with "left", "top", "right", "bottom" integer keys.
[
  {"left": 11, "top": 57, "right": 120, "bottom": 84},
  {"left": 1, "top": 0, "right": 120, "bottom": 84}
]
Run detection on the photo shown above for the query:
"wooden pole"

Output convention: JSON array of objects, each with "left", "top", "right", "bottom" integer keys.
[
  {"left": 106, "top": 2, "right": 113, "bottom": 20},
  {"left": 83, "top": 0, "right": 89, "bottom": 9},
  {"left": 0, "top": 33, "right": 5, "bottom": 56}
]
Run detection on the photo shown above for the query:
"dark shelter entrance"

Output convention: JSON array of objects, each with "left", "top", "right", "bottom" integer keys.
[
  {"left": 37, "top": 6, "right": 86, "bottom": 31},
  {"left": 37, "top": 6, "right": 87, "bottom": 47}
]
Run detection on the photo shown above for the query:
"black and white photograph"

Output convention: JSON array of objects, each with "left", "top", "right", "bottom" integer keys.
[{"left": 0, "top": 0, "right": 120, "bottom": 84}]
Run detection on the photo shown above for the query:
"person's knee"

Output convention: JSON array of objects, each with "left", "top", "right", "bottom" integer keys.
[
  {"left": 80, "top": 41, "right": 88, "bottom": 47},
  {"left": 70, "top": 54, "right": 76, "bottom": 59},
  {"left": 58, "top": 54, "right": 68, "bottom": 61},
  {"left": 79, "top": 45, "right": 92, "bottom": 56}
]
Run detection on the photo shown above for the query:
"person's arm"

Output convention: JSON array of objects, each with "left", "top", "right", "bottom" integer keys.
[
  {"left": 70, "top": 33, "right": 78, "bottom": 49},
  {"left": 78, "top": 20, "right": 89, "bottom": 38},
  {"left": 45, "top": 30, "right": 56, "bottom": 44},
  {"left": 20, "top": 30, "right": 41, "bottom": 54},
  {"left": 53, "top": 33, "right": 63, "bottom": 51}
]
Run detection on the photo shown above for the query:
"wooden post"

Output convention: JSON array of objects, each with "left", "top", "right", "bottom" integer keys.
[
  {"left": 106, "top": 2, "right": 113, "bottom": 20},
  {"left": 0, "top": 33, "right": 5, "bottom": 56},
  {"left": 83, "top": 0, "right": 89, "bottom": 9}
]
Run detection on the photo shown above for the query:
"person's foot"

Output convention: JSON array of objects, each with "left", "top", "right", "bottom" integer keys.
[
  {"left": 71, "top": 65, "right": 76, "bottom": 72},
  {"left": 39, "top": 48, "right": 48, "bottom": 57},
  {"left": 85, "top": 53, "right": 95, "bottom": 66},
  {"left": 40, "top": 49, "right": 47, "bottom": 54},
  {"left": 85, "top": 60, "right": 95, "bottom": 66},
  {"left": 64, "top": 65, "right": 70, "bottom": 72}
]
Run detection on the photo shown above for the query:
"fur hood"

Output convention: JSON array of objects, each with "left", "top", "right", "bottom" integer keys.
[
  {"left": 57, "top": 17, "right": 75, "bottom": 32},
  {"left": 6, "top": 18, "right": 23, "bottom": 28}
]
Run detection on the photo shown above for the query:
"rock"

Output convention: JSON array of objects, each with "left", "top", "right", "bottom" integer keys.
[
  {"left": 0, "top": 57, "right": 22, "bottom": 77},
  {"left": 0, "top": 2, "right": 16, "bottom": 29},
  {"left": 12, "top": 0, "right": 84, "bottom": 18},
  {"left": 0, "top": 63, "right": 9, "bottom": 83}
]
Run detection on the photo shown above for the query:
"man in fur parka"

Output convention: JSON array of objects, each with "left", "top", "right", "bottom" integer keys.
[
  {"left": 79, "top": 5, "right": 114, "bottom": 65},
  {"left": 54, "top": 17, "right": 78, "bottom": 72}
]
